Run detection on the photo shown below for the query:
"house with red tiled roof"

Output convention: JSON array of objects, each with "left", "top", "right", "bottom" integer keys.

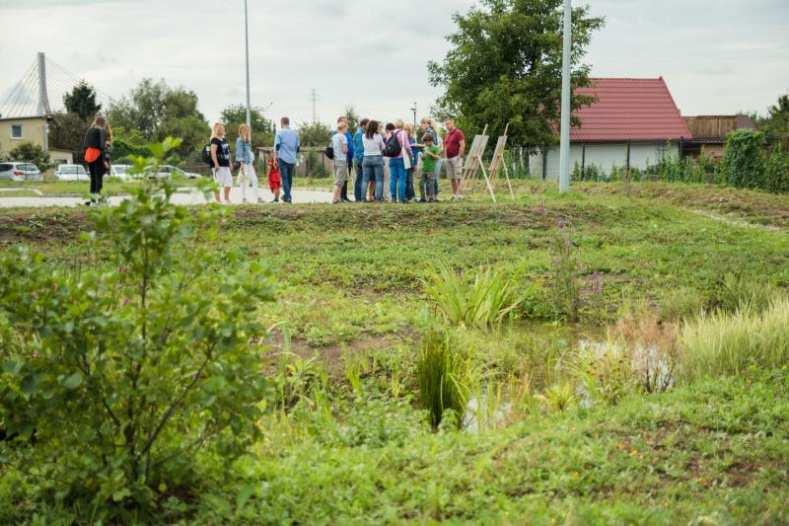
[{"left": 530, "top": 77, "right": 692, "bottom": 179}]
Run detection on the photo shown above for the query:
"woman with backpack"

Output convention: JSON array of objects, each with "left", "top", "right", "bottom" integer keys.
[
  {"left": 235, "top": 124, "right": 261, "bottom": 203},
  {"left": 385, "top": 120, "right": 412, "bottom": 204},
  {"left": 361, "top": 120, "right": 386, "bottom": 202},
  {"left": 82, "top": 115, "right": 110, "bottom": 206},
  {"left": 210, "top": 122, "right": 233, "bottom": 204}
]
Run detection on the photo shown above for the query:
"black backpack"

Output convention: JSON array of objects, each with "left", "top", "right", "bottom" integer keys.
[
  {"left": 383, "top": 131, "right": 401, "bottom": 157},
  {"left": 201, "top": 144, "right": 213, "bottom": 166},
  {"left": 324, "top": 142, "right": 335, "bottom": 160}
]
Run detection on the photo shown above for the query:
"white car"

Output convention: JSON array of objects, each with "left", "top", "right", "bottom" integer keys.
[
  {"left": 0, "top": 162, "right": 42, "bottom": 181},
  {"left": 55, "top": 164, "right": 89, "bottom": 182},
  {"left": 158, "top": 165, "right": 201, "bottom": 180},
  {"left": 110, "top": 164, "right": 132, "bottom": 180}
]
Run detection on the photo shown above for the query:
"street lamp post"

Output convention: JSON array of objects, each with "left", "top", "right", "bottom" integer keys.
[
  {"left": 558, "top": 0, "right": 572, "bottom": 193},
  {"left": 243, "top": 0, "right": 252, "bottom": 132}
]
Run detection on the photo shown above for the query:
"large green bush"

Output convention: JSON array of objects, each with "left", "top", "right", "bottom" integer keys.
[
  {"left": 721, "top": 129, "right": 766, "bottom": 189},
  {"left": 764, "top": 145, "right": 789, "bottom": 194},
  {"left": 0, "top": 139, "right": 274, "bottom": 521},
  {"left": 8, "top": 141, "right": 51, "bottom": 171}
]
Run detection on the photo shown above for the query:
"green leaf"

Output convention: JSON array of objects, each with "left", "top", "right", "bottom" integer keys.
[{"left": 63, "top": 372, "right": 83, "bottom": 389}]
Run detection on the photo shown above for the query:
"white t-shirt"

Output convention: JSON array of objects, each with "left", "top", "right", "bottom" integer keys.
[
  {"left": 332, "top": 132, "right": 348, "bottom": 161},
  {"left": 362, "top": 133, "right": 386, "bottom": 156}
]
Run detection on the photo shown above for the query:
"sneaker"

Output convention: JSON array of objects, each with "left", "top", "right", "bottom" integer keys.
[{"left": 271, "top": 198, "right": 279, "bottom": 203}]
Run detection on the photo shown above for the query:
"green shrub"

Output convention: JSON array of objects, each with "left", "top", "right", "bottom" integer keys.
[
  {"left": 423, "top": 263, "right": 521, "bottom": 330},
  {"left": 415, "top": 327, "right": 473, "bottom": 430},
  {"left": 8, "top": 141, "right": 51, "bottom": 171},
  {"left": 0, "top": 139, "right": 274, "bottom": 521},
  {"left": 721, "top": 129, "right": 766, "bottom": 189},
  {"left": 764, "top": 145, "right": 789, "bottom": 193},
  {"left": 679, "top": 296, "right": 789, "bottom": 382}
]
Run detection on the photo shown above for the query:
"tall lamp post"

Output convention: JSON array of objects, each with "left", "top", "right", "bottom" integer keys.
[
  {"left": 558, "top": 0, "right": 572, "bottom": 193},
  {"left": 243, "top": 0, "right": 252, "bottom": 132}
]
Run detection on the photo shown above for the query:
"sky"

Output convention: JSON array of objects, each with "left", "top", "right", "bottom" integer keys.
[{"left": 0, "top": 0, "right": 787, "bottom": 127}]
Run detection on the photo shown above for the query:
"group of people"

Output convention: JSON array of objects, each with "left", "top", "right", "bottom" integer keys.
[
  {"left": 207, "top": 116, "right": 467, "bottom": 205},
  {"left": 328, "top": 117, "right": 466, "bottom": 204}
]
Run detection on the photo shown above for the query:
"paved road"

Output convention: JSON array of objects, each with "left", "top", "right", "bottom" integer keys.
[{"left": 0, "top": 187, "right": 334, "bottom": 208}]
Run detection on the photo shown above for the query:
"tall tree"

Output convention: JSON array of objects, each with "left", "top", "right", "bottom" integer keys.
[
  {"left": 297, "top": 121, "right": 333, "bottom": 146},
  {"left": 219, "top": 105, "right": 275, "bottom": 151},
  {"left": 344, "top": 105, "right": 359, "bottom": 131},
  {"left": 49, "top": 112, "right": 89, "bottom": 155},
  {"left": 63, "top": 80, "right": 102, "bottom": 121},
  {"left": 107, "top": 79, "right": 209, "bottom": 157},
  {"left": 428, "top": 0, "right": 604, "bottom": 146}
]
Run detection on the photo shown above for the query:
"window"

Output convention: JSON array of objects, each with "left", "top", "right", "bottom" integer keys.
[
  {"left": 0, "top": 163, "right": 12, "bottom": 171},
  {"left": 10, "top": 125, "right": 22, "bottom": 139}
]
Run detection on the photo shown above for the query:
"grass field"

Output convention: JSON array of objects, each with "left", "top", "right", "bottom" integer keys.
[{"left": 0, "top": 179, "right": 786, "bottom": 524}]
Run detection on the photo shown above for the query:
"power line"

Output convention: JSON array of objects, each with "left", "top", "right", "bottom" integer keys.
[
  {"left": 0, "top": 61, "right": 36, "bottom": 117},
  {"left": 310, "top": 88, "right": 318, "bottom": 123}
]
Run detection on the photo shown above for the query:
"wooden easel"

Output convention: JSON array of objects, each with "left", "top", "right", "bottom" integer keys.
[
  {"left": 461, "top": 125, "right": 495, "bottom": 202},
  {"left": 488, "top": 123, "right": 515, "bottom": 200}
]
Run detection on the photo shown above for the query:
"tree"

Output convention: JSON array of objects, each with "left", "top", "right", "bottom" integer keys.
[
  {"left": 107, "top": 79, "right": 209, "bottom": 158},
  {"left": 298, "top": 121, "right": 333, "bottom": 146},
  {"left": 219, "top": 105, "right": 274, "bottom": 151},
  {"left": 63, "top": 80, "right": 102, "bottom": 121},
  {"left": 428, "top": 0, "right": 604, "bottom": 146},
  {"left": 757, "top": 94, "right": 789, "bottom": 150},
  {"left": 344, "top": 105, "right": 360, "bottom": 132},
  {"left": 8, "top": 142, "right": 50, "bottom": 170},
  {"left": 49, "top": 112, "right": 88, "bottom": 156}
]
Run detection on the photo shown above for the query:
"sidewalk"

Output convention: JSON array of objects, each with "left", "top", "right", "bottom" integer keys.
[{"left": 0, "top": 187, "right": 334, "bottom": 208}]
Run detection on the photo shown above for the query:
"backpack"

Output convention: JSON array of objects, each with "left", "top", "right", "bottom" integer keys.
[
  {"left": 383, "top": 131, "right": 402, "bottom": 157},
  {"left": 324, "top": 142, "right": 335, "bottom": 160},
  {"left": 201, "top": 144, "right": 213, "bottom": 166}
]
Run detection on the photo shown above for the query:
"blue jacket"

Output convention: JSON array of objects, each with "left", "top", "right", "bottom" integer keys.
[
  {"left": 235, "top": 137, "right": 254, "bottom": 164},
  {"left": 352, "top": 128, "right": 365, "bottom": 162}
]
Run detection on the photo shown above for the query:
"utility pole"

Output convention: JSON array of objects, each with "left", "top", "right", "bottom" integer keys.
[
  {"left": 558, "top": 0, "right": 572, "bottom": 193},
  {"left": 410, "top": 101, "right": 417, "bottom": 130},
  {"left": 310, "top": 89, "right": 318, "bottom": 123},
  {"left": 37, "top": 51, "right": 51, "bottom": 152},
  {"left": 243, "top": 0, "right": 252, "bottom": 134}
]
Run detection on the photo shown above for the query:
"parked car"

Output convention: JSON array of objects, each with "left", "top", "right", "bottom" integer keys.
[
  {"left": 157, "top": 165, "right": 202, "bottom": 180},
  {"left": 110, "top": 164, "right": 132, "bottom": 180},
  {"left": 0, "top": 162, "right": 42, "bottom": 182},
  {"left": 55, "top": 164, "right": 89, "bottom": 182}
]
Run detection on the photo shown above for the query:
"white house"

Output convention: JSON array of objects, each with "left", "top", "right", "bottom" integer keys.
[{"left": 530, "top": 78, "right": 693, "bottom": 179}]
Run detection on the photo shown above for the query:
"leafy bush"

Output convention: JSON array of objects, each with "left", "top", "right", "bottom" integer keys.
[
  {"left": 679, "top": 296, "right": 789, "bottom": 382},
  {"left": 763, "top": 145, "right": 789, "bottom": 193},
  {"left": 8, "top": 141, "right": 51, "bottom": 170},
  {"left": 423, "top": 263, "right": 521, "bottom": 330},
  {"left": 0, "top": 139, "right": 274, "bottom": 520},
  {"left": 415, "top": 327, "right": 473, "bottom": 430},
  {"left": 721, "top": 129, "right": 766, "bottom": 189}
]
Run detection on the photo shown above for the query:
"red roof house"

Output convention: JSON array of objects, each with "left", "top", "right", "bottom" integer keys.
[{"left": 533, "top": 77, "right": 692, "bottom": 179}]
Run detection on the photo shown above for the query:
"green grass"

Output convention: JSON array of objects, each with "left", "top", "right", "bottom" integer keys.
[{"left": 0, "top": 180, "right": 787, "bottom": 523}]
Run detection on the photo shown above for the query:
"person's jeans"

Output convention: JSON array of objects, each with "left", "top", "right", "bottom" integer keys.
[
  {"left": 88, "top": 160, "right": 105, "bottom": 195},
  {"left": 362, "top": 155, "right": 385, "bottom": 201},
  {"left": 406, "top": 168, "right": 415, "bottom": 201},
  {"left": 278, "top": 159, "right": 295, "bottom": 202},
  {"left": 353, "top": 158, "right": 364, "bottom": 202},
  {"left": 388, "top": 157, "right": 407, "bottom": 203}
]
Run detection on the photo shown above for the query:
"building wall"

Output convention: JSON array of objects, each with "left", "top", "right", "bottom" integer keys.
[
  {"left": 531, "top": 142, "right": 679, "bottom": 179},
  {"left": 0, "top": 117, "right": 46, "bottom": 154}
]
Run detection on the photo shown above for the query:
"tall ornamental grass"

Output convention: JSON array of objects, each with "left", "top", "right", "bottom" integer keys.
[
  {"left": 679, "top": 296, "right": 789, "bottom": 382},
  {"left": 415, "top": 328, "right": 473, "bottom": 430},
  {"left": 423, "top": 264, "right": 521, "bottom": 330}
]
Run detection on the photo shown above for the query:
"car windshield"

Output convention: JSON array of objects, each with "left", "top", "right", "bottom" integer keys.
[
  {"left": 21, "top": 164, "right": 39, "bottom": 172},
  {"left": 60, "top": 166, "right": 76, "bottom": 173}
]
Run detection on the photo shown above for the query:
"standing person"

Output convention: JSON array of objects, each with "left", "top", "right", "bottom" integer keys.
[
  {"left": 274, "top": 116, "right": 300, "bottom": 203},
  {"left": 361, "top": 119, "right": 386, "bottom": 202},
  {"left": 331, "top": 121, "right": 350, "bottom": 204},
  {"left": 352, "top": 118, "right": 369, "bottom": 202},
  {"left": 386, "top": 120, "right": 411, "bottom": 204},
  {"left": 336, "top": 116, "right": 354, "bottom": 202},
  {"left": 404, "top": 122, "right": 418, "bottom": 201},
  {"left": 383, "top": 122, "right": 396, "bottom": 202},
  {"left": 235, "top": 124, "right": 261, "bottom": 204},
  {"left": 82, "top": 115, "right": 109, "bottom": 205},
  {"left": 266, "top": 156, "right": 282, "bottom": 203},
  {"left": 420, "top": 118, "right": 442, "bottom": 199},
  {"left": 210, "top": 122, "right": 233, "bottom": 203},
  {"left": 443, "top": 118, "right": 466, "bottom": 200},
  {"left": 420, "top": 134, "right": 441, "bottom": 202}
]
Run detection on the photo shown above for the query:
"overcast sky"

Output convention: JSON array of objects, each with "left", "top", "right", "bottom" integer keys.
[{"left": 1, "top": 0, "right": 787, "bottom": 127}]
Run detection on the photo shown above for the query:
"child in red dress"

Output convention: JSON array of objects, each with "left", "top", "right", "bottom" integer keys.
[{"left": 267, "top": 157, "right": 282, "bottom": 203}]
